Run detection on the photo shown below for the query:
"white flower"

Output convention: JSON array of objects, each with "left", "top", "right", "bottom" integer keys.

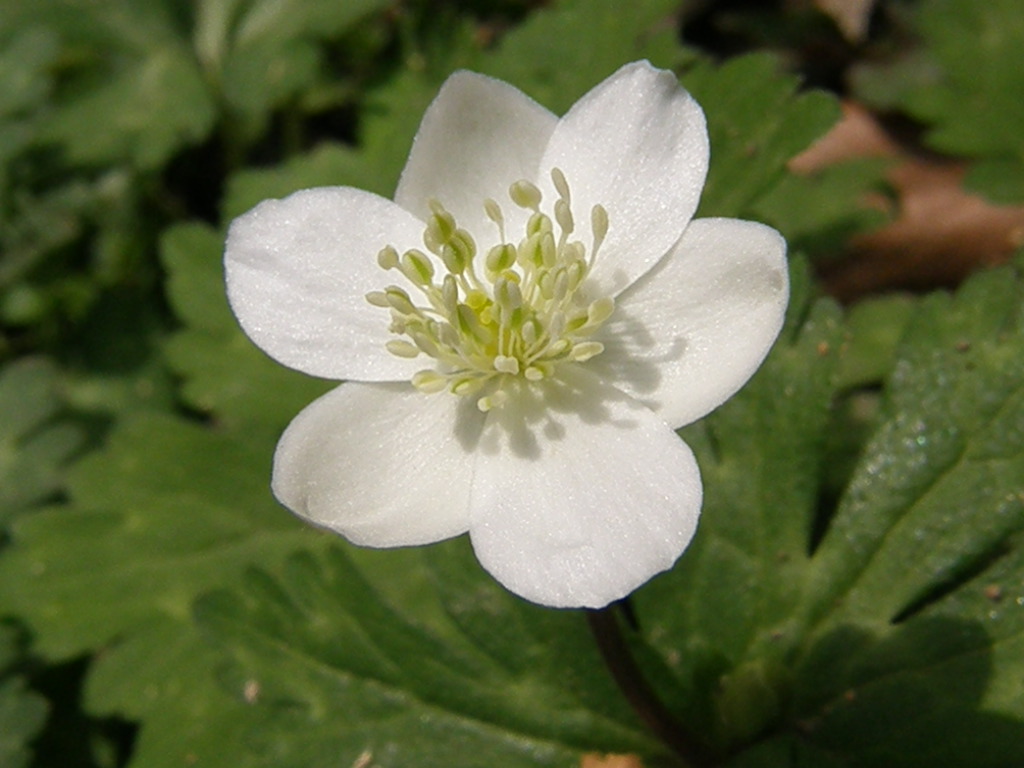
[{"left": 224, "top": 61, "right": 789, "bottom": 609}]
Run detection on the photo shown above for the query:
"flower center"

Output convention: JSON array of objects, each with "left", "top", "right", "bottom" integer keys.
[{"left": 367, "top": 168, "right": 613, "bottom": 411}]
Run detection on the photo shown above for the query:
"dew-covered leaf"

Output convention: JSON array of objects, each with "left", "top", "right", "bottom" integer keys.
[
  {"left": 632, "top": 257, "right": 1024, "bottom": 766},
  {"left": 802, "top": 261, "right": 1024, "bottom": 632},
  {"left": 788, "top": 263, "right": 1024, "bottom": 753}
]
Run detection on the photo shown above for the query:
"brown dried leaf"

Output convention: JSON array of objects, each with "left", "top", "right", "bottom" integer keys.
[
  {"left": 814, "top": 0, "right": 877, "bottom": 43},
  {"left": 792, "top": 102, "right": 1024, "bottom": 300},
  {"left": 579, "top": 754, "right": 645, "bottom": 768}
]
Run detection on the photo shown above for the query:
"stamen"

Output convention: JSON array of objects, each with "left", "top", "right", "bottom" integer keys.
[
  {"left": 484, "top": 198, "right": 505, "bottom": 233},
  {"left": 588, "top": 296, "right": 615, "bottom": 325},
  {"left": 386, "top": 340, "right": 421, "bottom": 358},
  {"left": 591, "top": 204, "right": 609, "bottom": 259},
  {"left": 370, "top": 169, "right": 616, "bottom": 410},
  {"left": 551, "top": 167, "right": 571, "bottom": 203},
  {"left": 377, "top": 245, "right": 400, "bottom": 270},
  {"left": 510, "top": 180, "right": 542, "bottom": 211},
  {"left": 412, "top": 370, "right": 447, "bottom": 393},
  {"left": 400, "top": 249, "right": 434, "bottom": 286}
]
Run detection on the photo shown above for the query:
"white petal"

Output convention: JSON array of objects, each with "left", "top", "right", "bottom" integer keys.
[
  {"left": 539, "top": 61, "right": 709, "bottom": 295},
  {"left": 394, "top": 70, "right": 558, "bottom": 245},
  {"left": 225, "top": 187, "right": 428, "bottom": 381},
  {"left": 272, "top": 382, "right": 484, "bottom": 546},
  {"left": 468, "top": 373, "right": 701, "bottom": 608},
  {"left": 594, "top": 218, "right": 788, "bottom": 429}
]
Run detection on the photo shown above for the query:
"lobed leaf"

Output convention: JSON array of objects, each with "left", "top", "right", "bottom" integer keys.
[
  {"left": 479, "top": 0, "right": 690, "bottom": 114},
  {"left": 684, "top": 52, "right": 840, "bottom": 219},
  {"left": 0, "top": 357, "right": 83, "bottom": 524},
  {"left": 194, "top": 547, "right": 672, "bottom": 768},
  {"left": 0, "top": 412, "right": 324, "bottom": 659},
  {"left": 633, "top": 261, "right": 845, "bottom": 750},
  {"left": 852, "top": 0, "right": 1024, "bottom": 202},
  {"left": 630, "top": 257, "right": 1024, "bottom": 765}
]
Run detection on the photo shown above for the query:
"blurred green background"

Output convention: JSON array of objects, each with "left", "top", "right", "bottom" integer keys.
[{"left": 2, "top": 1, "right": 1023, "bottom": 766}]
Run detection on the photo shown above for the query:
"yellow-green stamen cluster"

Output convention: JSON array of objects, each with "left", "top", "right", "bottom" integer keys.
[{"left": 366, "top": 168, "right": 613, "bottom": 411}]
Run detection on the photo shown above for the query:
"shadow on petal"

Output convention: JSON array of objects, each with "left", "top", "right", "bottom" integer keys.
[
  {"left": 477, "top": 369, "right": 655, "bottom": 461},
  {"left": 591, "top": 305, "right": 684, "bottom": 410}
]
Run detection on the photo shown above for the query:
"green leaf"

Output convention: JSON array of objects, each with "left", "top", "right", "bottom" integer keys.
[
  {"left": 0, "top": 626, "right": 47, "bottom": 768},
  {"left": 43, "top": 48, "right": 214, "bottom": 170},
  {"left": 908, "top": 0, "right": 1024, "bottom": 160},
  {"left": 784, "top": 264, "right": 1024, "bottom": 768},
  {"left": 965, "top": 157, "right": 1024, "bottom": 205},
  {"left": 684, "top": 52, "right": 840, "bottom": 219},
  {"left": 834, "top": 293, "right": 916, "bottom": 390},
  {"left": 11, "top": 0, "right": 217, "bottom": 168},
  {"left": 0, "top": 676, "right": 48, "bottom": 768},
  {"left": 632, "top": 258, "right": 1024, "bottom": 765},
  {"left": 424, "top": 537, "right": 641, "bottom": 726},
  {"left": 853, "top": 0, "right": 1024, "bottom": 201},
  {"left": 0, "top": 412, "right": 324, "bottom": 659},
  {"left": 0, "top": 27, "right": 57, "bottom": 117},
  {"left": 195, "top": 547, "right": 671, "bottom": 767},
  {"left": 634, "top": 263, "right": 845, "bottom": 750},
  {"left": 0, "top": 27, "right": 59, "bottom": 167},
  {"left": 223, "top": 143, "right": 386, "bottom": 221},
  {"left": 196, "top": 0, "right": 391, "bottom": 124},
  {"left": 752, "top": 158, "right": 892, "bottom": 259},
  {"left": 0, "top": 357, "right": 83, "bottom": 524},
  {"left": 479, "top": 0, "right": 692, "bottom": 114},
  {"left": 802, "top": 262, "right": 1024, "bottom": 632},
  {"left": 161, "top": 222, "right": 331, "bottom": 431},
  {"left": 84, "top": 616, "right": 262, "bottom": 768}
]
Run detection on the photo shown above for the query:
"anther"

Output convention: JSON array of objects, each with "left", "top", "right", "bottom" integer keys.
[
  {"left": 485, "top": 243, "right": 516, "bottom": 276},
  {"left": 412, "top": 370, "right": 447, "bottom": 393},
  {"left": 510, "top": 180, "right": 542, "bottom": 211},
  {"left": 385, "top": 340, "right": 420, "bottom": 358},
  {"left": 569, "top": 341, "right": 604, "bottom": 362},
  {"left": 494, "top": 355, "right": 520, "bottom": 374},
  {"left": 370, "top": 169, "right": 617, "bottom": 400},
  {"left": 587, "top": 296, "right": 615, "bottom": 325},
  {"left": 478, "top": 390, "right": 509, "bottom": 411},
  {"left": 377, "top": 245, "right": 399, "bottom": 270},
  {"left": 484, "top": 198, "right": 504, "bottom": 227},
  {"left": 427, "top": 200, "right": 457, "bottom": 242},
  {"left": 555, "top": 198, "right": 574, "bottom": 235},
  {"left": 591, "top": 204, "right": 609, "bottom": 256},
  {"left": 384, "top": 287, "right": 417, "bottom": 315},
  {"left": 400, "top": 249, "right": 434, "bottom": 285}
]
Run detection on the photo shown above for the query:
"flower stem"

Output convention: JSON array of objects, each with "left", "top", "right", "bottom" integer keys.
[{"left": 587, "top": 605, "right": 715, "bottom": 767}]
